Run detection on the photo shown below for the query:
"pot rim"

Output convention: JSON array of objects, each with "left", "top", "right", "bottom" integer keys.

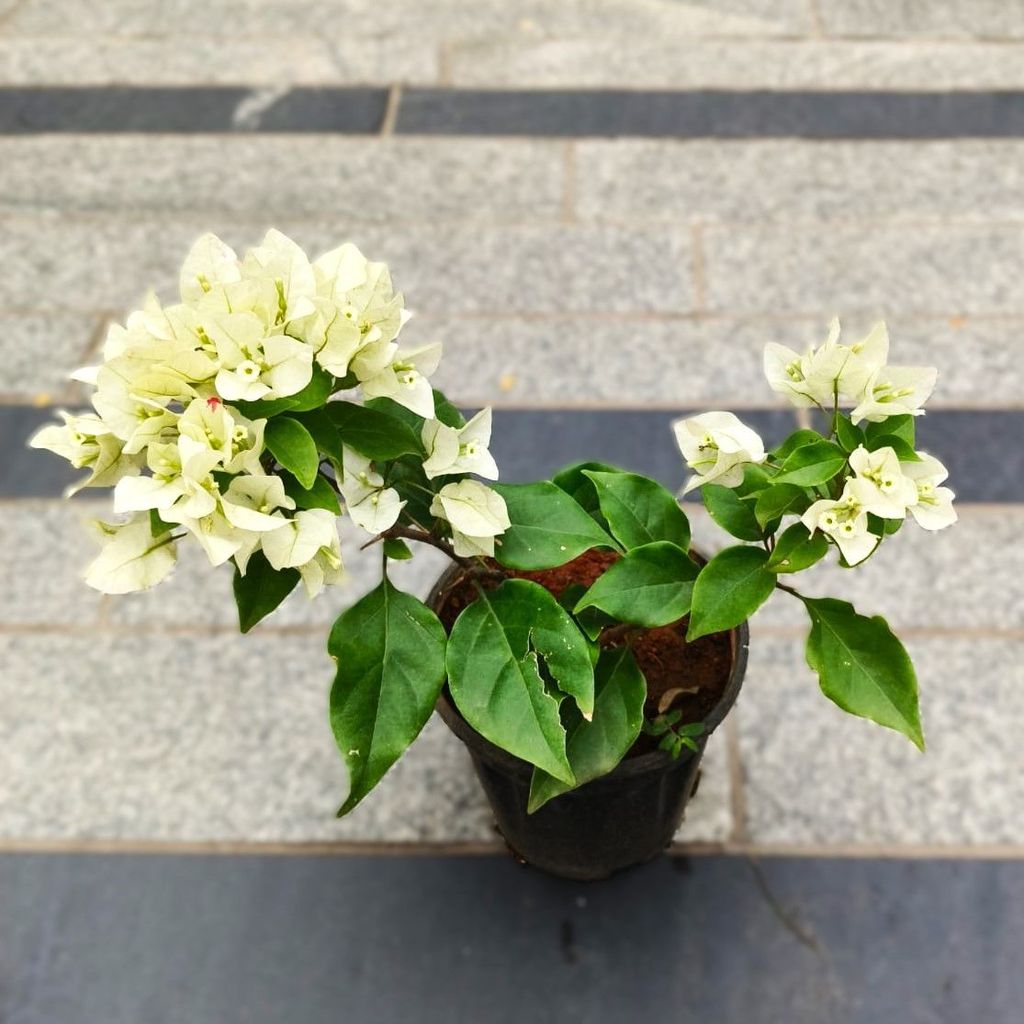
[{"left": 429, "top": 555, "right": 750, "bottom": 786}]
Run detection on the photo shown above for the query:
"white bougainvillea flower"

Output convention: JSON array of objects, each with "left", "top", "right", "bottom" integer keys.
[
  {"left": 902, "top": 453, "right": 958, "bottom": 531},
  {"left": 361, "top": 343, "right": 442, "bottom": 418},
  {"left": 764, "top": 318, "right": 845, "bottom": 409},
  {"left": 764, "top": 319, "right": 891, "bottom": 411},
  {"left": 848, "top": 445, "right": 918, "bottom": 519},
  {"left": 421, "top": 408, "right": 498, "bottom": 481},
  {"left": 221, "top": 475, "right": 295, "bottom": 532},
  {"left": 430, "top": 480, "right": 510, "bottom": 558},
  {"left": 673, "top": 411, "right": 766, "bottom": 494},
  {"left": 312, "top": 244, "right": 407, "bottom": 343},
  {"left": 261, "top": 508, "right": 338, "bottom": 571},
  {"left": 835, "top": 322, "right": 889, "bottom": 402},
  {"left": 83, "top": 515, "right": 177, "bottom": 594},
  {"left": 294, "top": 522, "right": 345, "bottom": 598},
  {"left": 179, "top": 233, "right": 241, "bottom": 304},
  {"left": 337, "top": 448, "right": 405, "bottom": 534},
  {"left": 163, "top": 503, "right": 258, "bottom": 568},
  {"left": 176, "top": 396, "right": 265, "bottom": 476},
  {"left": 851, "top": 365, "right": 937, "bottom": 424},
  {"left": 801, "top": 478, "right": 880, "bottom": 566},
  {"left": 30, "top": 411, "right": 142, "bottom": 495},
  {"left": 293, "top": 297, "right": 363, "bottom": 378},
  {"left": 213, "top": 315, "right": 314, "bottom": 402},
  {"left": 240, "top": 229, "right": 317, "bottom": 325},
  {"left": 117, "top": 440, "right": 222, "bottom": 520}
]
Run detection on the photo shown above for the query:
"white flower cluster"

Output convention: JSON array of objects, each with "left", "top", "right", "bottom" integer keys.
[
  {"left": 764, "top": 319, "right": 936, "bottom": 423},
  {"left": 672, "top": 319, "right": 956, "bottom": 566},
  {"left": 802, "top": 446, "right": 955, "bottom": 565},
  {"left": 31, "top": 232, "right": 507, "bottom": 595}
]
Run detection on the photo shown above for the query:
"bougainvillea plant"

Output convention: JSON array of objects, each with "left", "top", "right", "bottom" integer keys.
[{"left": 33, "top": 234, "right": 955, "bottom": 815}]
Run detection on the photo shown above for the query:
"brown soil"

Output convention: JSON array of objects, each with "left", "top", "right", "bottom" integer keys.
[{"left": 436, "top": 549, "right": 734, "bottom": 758}]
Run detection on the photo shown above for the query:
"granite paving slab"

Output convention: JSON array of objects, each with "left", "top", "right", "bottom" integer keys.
[
  {"left": 738, "top": 635, "right": 1024, "bottom": 845},
  {"left": 705, "top": 222, "right": 1024, "bottom": 315},
  {"left": 450, "top": 39, "right": 1024, "bottom": 89},
  {"left": 5, "top": 0, "right": 813, "bottom": 41},
  {"left": 817, "top": 0, "right": 1024, "bottom": 40},
  {"left": 0, "top": 217, "right": 694, "bottom": 315},
  {"left": 575, "top": 140, "right": 1024, "bottom": 223},
  {"left": 0, "top": 137, "right": 566, "bottom": 221},
  {"left": 0, "top": 630, "right": 733, "bottom": 844}
]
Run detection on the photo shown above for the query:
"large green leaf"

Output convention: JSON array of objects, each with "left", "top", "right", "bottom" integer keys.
[
  {"left": 491, "top": 481, "right": 619, "bottom": 570},
  {"left": 753, "top": 483, "right": 811, "bottom": 530},
  {"left": 232, "top": 550, "right": 300, "bottom": 633},
  {"left": 327, "top": 401, "right": 423, "bottom": 461},
  {"left": 446, "top": 579, "right": 595, "bottom": 782},
  {"left": 264, "top": 415, "right": 319, "bottom": 488},
  {"left": 865, "top": 414, "right": 915, "bottom": 448},
  {"left": 528, "top": 647, "right": 647, "bottom": 813},
  {"left": 772, "top": 428, "right": 823, "bottom": 461},
  {"left": 583, "top": 470, "right": 690, "bottom": 551},
  {"left": 329, "top": 580, "right": 448, "bottom": 815},
  {"left": 702, "top": 484, "right": 763, "bottom": 542},
  {"left": 766, "top": 522, "right": 829, "bottom": 574},
  {"left": 687, "top": 545, "right": 776, "bottom": 641},
  {"left": 834, "top": 414, "right": 865, "bottom": 453},
  {"left": 574, "top": 542, "right": 699, "bottom": 628},
  {"left": 864, "top": 434, "right": 920, "bottom": 462},
  {"left": 774, "top": 439, "right": 848, "bottom": 487},
  {"left": 289, "top": 407, "right": 341, "bottom": 461},
  {"left": 552, "top": 460, "right": 623, "bottom": 525},
  {"left": 803, "top": 597, "right": 924, "bottom": 750},
  {"left": 280, "top": 469, "right": 341, "bottom": 514}
]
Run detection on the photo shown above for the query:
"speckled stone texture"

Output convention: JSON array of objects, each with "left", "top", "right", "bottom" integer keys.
[{"left": 738, "top": 635, "right": 1024, "bottom": 845}]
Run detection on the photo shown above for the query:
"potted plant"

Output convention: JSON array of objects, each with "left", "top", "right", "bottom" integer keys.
[{"left": 32, "top": 233, "right": 956, "bottom": 880}]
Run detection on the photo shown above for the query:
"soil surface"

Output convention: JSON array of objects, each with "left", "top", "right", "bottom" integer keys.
[{"left": 436, "top": 549, "right": 734, "bottom": 758}]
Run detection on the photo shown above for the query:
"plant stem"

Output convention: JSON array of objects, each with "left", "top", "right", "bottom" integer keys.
[
  {"left": 600, "top": 622, "right": 641, "bottom": 647},
  {"left": 774, "top": 580, "right": 805, "bottom": 600}
]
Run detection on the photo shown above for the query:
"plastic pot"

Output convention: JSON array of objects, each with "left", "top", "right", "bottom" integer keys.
[{"left": 430, "top": 566, "right": 750, "bottom": 881}]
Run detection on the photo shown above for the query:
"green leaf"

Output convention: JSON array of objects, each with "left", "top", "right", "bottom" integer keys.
[
  {"left": 753, "top": 483, "right": 810, "bottom": 530},
  {"left": 264, "top": 416, "right": 319, "bottom": 489},
  {"left": 327, "top": 401, "right": 423, "bottom": 461},
  {"left": 432, "top": 388, "right": 466, "bottom": 428},
  {"left": 803, "top": 597, "right": 924, "bottom": 750},
  {"left": 232, "top": 550, "right": 300, "bottom": 633},
  {"left": 329, "top": 580, "right": 448, "bottom": 815},
  {"left": 290, "top": 408, "right": 341, "bottom": 460},
  {"left": 774, "top": 439, "right": 848, "bottom": 487},
  {"left": 446, "top": 580, "right": 595, "bottom": 782},
  {"left": 835, "top": 414, "right": 865, "bottom": 453},
  {"left": 865, "top": 414, "right": 915, "bottom": 448},
  {"left": 574, "top": 542, "right": 699, "bottom": 628},
  {"left": 528, "top": 647, "right": 647, "bottom": 813},
  {"left": 687, "top": 545, "right": 776, "bottom": 641},
  {"left": 702, "top": 484, "right": 763, "bottom": 542},
  {"left": 864, "top": 434, "right": 920, "bottom": 462},
  {"left": 232, "top": 365, "right": 335, "bottom": 419},
  {"left": 491, "top": 481, "right": 619, "bottom": 570},
  {"left": 387, "top": 454, "right": 436, "bottom": 528},
  {"left": 552, "top": 460, "right": 622, "bottom": 524},
  {"left": 281, "top": 470, "right": 341, "bottom": 514},
  {"left": 772, "top": 429, "right": 823, "bottom": 461},
  {"left": 149, "top": 509, "right": 173, "bottom": 537},
  {"left": 766, "top": 522, "right": 829, "bottom": 574},
  {"left": 382, "top": 538, "right": 413, "bottom": 560},
  {"left": 583, "top": 470, "right": 690, "bottom": 551}
]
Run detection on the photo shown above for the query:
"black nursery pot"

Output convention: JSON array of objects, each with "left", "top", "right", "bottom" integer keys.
[{"left": 430, "top": 569, "right": 750, "bottom": 881}]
